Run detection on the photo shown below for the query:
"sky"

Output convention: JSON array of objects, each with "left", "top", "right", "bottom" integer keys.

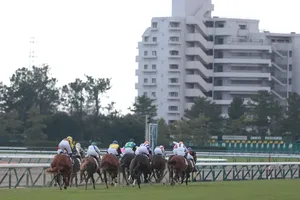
[{"left": 0, "top": 0, "right": 299, "bottom": 114}]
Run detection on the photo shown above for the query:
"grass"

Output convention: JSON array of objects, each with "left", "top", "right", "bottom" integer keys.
[{"left": 1, "top": 179, "right": 300, "bottom": 200}]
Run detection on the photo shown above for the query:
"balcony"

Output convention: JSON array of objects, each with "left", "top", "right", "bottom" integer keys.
[
  {"left": 143, "top": 55, "right": 157, "bottom": 59},
  {"left": 185, "top": 61, "right": 213, "bottom": 78},
  {"left": 185, "top": 75, "right": 213, "bottom": 91},
  {"left": 185, "top": 88, "right": 206, "bottom": 98},
  {"left": 186, "top": 33, "right": 213, "bottom": 49},
  {"left": 186, "top": 47, "right": 213, "bottom": 64},
  {"left": 207, "top": 27, "right": 232, "bottom": 36},
  {"left": 186, "top": 17, "right": 207, "bottom": 37},
  {"left": 214, "top": 58, "right": 271, "bottom": 66},
  {"left": 213, "top": 100, "right": 232, "bottom": 105},
  {"left": 214, "top": 72, "right": 270, "bottom": 79},
  {"left": 214, "top": 86, "right": 270, "bottom": 92},
  {"left": 214, "top": 44, "right": 271, "bottom": 51}
]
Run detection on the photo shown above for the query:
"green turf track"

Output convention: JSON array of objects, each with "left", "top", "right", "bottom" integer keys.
[
  {"left": 203, "top": 157, "right": 300, "bottom": 162},
  {"left": 2, "top": 179, "right": 300, "bottom": 200}
]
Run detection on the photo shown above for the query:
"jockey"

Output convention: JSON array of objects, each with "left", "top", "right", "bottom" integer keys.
[
  {"left": 75, "top": 142, "right": 85, "bottom": 158},
  {"left": 136, "top": 141, "right": 150, "bottom": 158},
  {"left": 123, "top": 138, "right": 137, "bottom": 155},
  {"left": 87, "top": 142, "right": 101, "bottom": 168},
  {"left": 107, "top": 140, "right": 122, "bottom": 157},
  {"left": 58, "top": 136, "right": 74, "bottom": 162},
  {"left": 175, "top": 141, "right": 186, "bottom": 157},
  {"left": 173, "top": 141, "right": 185, "bottom": 155},
  {"left": 154, "top": 145, "right": 166, "bottom": 157},
  {"left": 187, "top": 147, "right": 197, "bottom": 172}
]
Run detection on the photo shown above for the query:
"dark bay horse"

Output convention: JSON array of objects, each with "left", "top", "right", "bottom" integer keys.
[
  {"left": 129, "top": 154, "right": 152, "bottom": 188},
  {"left": 70, "top": 156, "right": 81, "bottom": 187},
  {"left": 46, "top": 154, "right": 72, "bottom": 190},
  {"left": 80, "top": 156, "right": 102, "bottom": 189},
  {"left": 120, "top": 153, "right": 135, "bottom": 185},
  {"left": 151, "top": 154, "right": 166, "bottom": 183},
  {"left": 100, "top": 153, "right": 120, "bottom": 189}
]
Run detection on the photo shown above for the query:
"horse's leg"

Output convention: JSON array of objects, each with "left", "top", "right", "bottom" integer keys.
[
  {"left": 55, "top": 174, "right": 62, "bottom": 190},
  {"left": 185, "top": 172, "right": 190, "bottom": 185},
  {"left": 91, "top": 174, "right": 95, "bottom": 189},
  {"left": 75, "top": 172, "right": 78, "bottom": 187},
  {"left": 103, "top": 170, "right": 108, "bottom": 189},
  {"left": 85, "top": 174, "right": 90, "bottom": 190},
  {"left": 97, "top": 169, "right": 104, "bottom": 182},
  {"left": 180, "top": 171, "right": 185, "bottom": 184},
  {"left": 122, "top": 167, "right": 129, "bottom": 186},
  {"left": 137, "top": 171, "right": 141, "bottom": 189}
]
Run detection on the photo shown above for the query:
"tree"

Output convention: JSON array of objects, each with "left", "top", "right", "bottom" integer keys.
[
  {"left": 85, "top": 75, "right": 111, "bottom": 116},
  {"left": 157, "top": 118, "right": 170, "bottom": 146},
  {"left": 129, "top": 94, "right": 157, "bottom": 118},
  {"left": 184, "top": 97, "right": 220, "bottom": 120},
  {"left": 248, "top": 91, "right": 283, "bottom": 136},
  {"left": 228, "top": 97, "right": 246, "bottom": 120},
  {"left": 189, "top": 114, "right": 211, "bottom": 146},
  {"left": 0, "top": 110, "right": 23, "bottom": 141},
  {"left": 24, "top": 107, "right": 47, "bottom": 142},
  {"left": 284, "top": 92, "right": 300, "bottom": 140}
]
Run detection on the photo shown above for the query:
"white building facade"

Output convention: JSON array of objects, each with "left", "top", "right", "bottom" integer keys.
[{"left": 135, "top": 0, "right": 300, "bottom": 124}]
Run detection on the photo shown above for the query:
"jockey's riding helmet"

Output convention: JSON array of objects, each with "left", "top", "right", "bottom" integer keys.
[
  {"left": 91, "top": 142, "right": 97, "bottom": 146},
  {"left": 67, "top": 136, "right": 73, "bottom": 142},
  {"left": 113, "top": 140, "right": 118, "bottom": 144},
  {"left": 129, "top": 138, "right": 134, "bottom": 142},
  {"left": 144, "top": 141, "right": 149, "bottom": 145},
  {"left": 160, "top": 145, "right": 164, "bottom": 150},
  {"left": 187, "top": 147, "right": 192, "bottom": 151}
]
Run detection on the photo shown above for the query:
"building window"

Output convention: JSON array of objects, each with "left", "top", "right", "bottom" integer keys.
[
  {"left": 170, "top": 36, "right": 179, "bottom": 42},
  {"left": 152, "top": 22, "right": 157, "bottom": 28},
  {"left": 170, "top": 50, "right": 179, "bottom": 55},
  {"left": 239, "top": 24, "right": 247, "bottom": 30},
  {"left": 169, "top": 64, "right": 179, "bottom": 70},
  {"left": 152, "top": 78, "right": 156, "bottom": 84},
  {"left": 144, "top": 51, "right": 148, "bottom": 56},
  {"left": 289, "top": 64, "right": 292, "bottom": 71},
  {"left": 144, "top": 92, "right": 147, "bottom": 96},
  {"left": 169, "top": 92, "right": 178, "bottom": 97},
  {"left": 169, "top": 78, "right": 178, "bottom": 83},
  {"left": 152, "top": 64, "right": 156, "bottom": 70},
  {"left": 144, "top": 64, "right": 148, "bottom": 70},
  {"left": 152, "top": 51, "right": 157, "bottom": 56},
  {"left": 151, "top": 92, "right": 156, "bottom": 97},
  {"left": 168, "top": 106, "right": 178, "bottom": 111},
  {"left": 144, "top": 78, "right": 148, "bottom": 83},
  {"left": 144, "top": 37, "right": 149, "bottom": 42},
  {"left": 153, "top": 37, "right": 157, "bottom": 42},
  {"left": 169, "top": 22, "right": 180, "bottom": 27}
]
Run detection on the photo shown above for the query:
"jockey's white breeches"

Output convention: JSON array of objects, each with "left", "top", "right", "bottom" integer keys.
[
  {"left": 107, "top": 147, "right": 118, "bottom": 155},
  {"left": 137, "top": 146, "right": 149, "bottom": 155},
  {"left": 58, "top": 140, "right": 72, "bottom": 154},
  {"left": 176, "top": 147, "right": 186, "bottom": 156},
  {"left": 124, "top": 148, "right": 134, "bottom": 154},
  {"left": 154, "top": 147, "right": 163, "bottom": 155},
  {"left": 87, "top": 149, "right": 99, "bottom": 158},
  {"left": 173, "top": 148, "right": 177, "bottom": 155},
  {"left": 187, "top": 153, "right": 193, "bottom": 160}
]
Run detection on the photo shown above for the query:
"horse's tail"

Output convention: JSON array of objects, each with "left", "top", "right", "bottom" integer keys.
[
  {"left": 80, "top": 160, "right": 88, "bottom": 171},
  {"left": 46, "top": 166, "right": 60, "bottom": 174},
  {"left": 168, "top": 157, "right": 176, "bottom": 165}
]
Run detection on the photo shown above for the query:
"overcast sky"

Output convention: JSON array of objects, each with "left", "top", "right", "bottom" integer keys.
[{"left": 0, "top": 0, "right": 298, "bottom": 114}]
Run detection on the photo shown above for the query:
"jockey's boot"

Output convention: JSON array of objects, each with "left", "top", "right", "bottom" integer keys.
[{"left": 69, "top": 153, "right": 74, "bottom": 165}]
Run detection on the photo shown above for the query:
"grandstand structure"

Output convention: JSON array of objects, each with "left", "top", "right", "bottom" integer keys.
[{"left": 207, "top": 135, "right": 300, "bottom": 153}]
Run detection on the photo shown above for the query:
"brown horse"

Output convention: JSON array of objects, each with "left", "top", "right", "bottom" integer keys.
[
  {"left": 80, "top": 156, "right": 102, "bottom": 190},
  {"left": 168, "top": 155, "right": 187, "bottom": 185},
  {"left": 46, "top": 154, "right": 72, "bottom": 190},
  {"left": 100, "top": 153, "right": 120, "bottom": 188},
  {"left": 151, "top": 154, "right": 166, "bottom": 183},
  {"left": 70, "top": 156, "right": 81, "bottom": 187},
  {"left": 120, "top": 153, "right": 135, "bottom": 185}
]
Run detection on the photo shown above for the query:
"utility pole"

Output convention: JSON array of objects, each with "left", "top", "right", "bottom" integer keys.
[{"left": 145, "top": 114, "right": 149, "bottom": 142}]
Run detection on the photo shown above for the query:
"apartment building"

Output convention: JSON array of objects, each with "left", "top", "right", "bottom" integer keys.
[{"left": 135, "top": 0, "right": 300, "bottom": 123}]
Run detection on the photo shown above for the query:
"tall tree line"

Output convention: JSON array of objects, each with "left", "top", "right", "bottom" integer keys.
[{"left": 1, "top": 65, "right": 300, "bottom": 148}]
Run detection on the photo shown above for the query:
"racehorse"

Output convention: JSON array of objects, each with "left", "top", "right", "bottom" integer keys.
[
  {"left": 151, "top": 154, "right": 166, "bottom": 183},
  {"left": 120, "top": 153, "right": 135, "bottom": 185},
  {"left": 80, "top": 156, "right": 102, "bottom": 190},
  {"left": 46, "top": 154, "right": 72, "bottom": 190},
  {"left": 129, "top": 154, "right": 152, "bottom": 188},
  {"left": 70, "top": 155, "right": 81, "bottom": 187},
  {"left": 100, "top": 153, "right": 120, "bottom": 189},
  {"left": 168, "top": 155, "right": 189, "bottom": 186}
]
